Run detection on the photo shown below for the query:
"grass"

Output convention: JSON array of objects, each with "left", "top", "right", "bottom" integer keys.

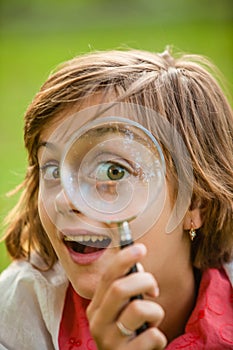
[{"left": 0, "top": 20, "right": 232, "bottom": 272}]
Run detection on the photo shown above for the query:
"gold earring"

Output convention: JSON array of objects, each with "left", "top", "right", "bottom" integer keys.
[{"left": 189, "top": 221, "right": 196, "bottom": 241}]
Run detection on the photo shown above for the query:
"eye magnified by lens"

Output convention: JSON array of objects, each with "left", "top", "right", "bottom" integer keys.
[{"left": 60, "top": 117, "right": 166, "bottom": 225}]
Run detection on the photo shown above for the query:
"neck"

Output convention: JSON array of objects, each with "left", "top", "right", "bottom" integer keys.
[{"left": 158, "top": 264, "right": 197, "bottom": 342}]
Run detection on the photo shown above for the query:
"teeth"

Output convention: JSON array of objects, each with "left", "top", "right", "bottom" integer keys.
[{"left": 64, "top": 234, "right": 108, "bottom": 243}]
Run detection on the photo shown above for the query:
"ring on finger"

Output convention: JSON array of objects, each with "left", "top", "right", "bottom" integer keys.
[{"left": 116, "top": 321, "right": 135, "bottom": 337}]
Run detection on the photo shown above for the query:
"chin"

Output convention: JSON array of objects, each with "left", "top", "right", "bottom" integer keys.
[{"left": 70, "top": 275, "right": 98, "bottom": 300}]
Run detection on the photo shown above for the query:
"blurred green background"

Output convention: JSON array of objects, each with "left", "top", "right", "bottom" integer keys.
[{"left": 0, "top": 0, "right": 232, "bottom": 272}]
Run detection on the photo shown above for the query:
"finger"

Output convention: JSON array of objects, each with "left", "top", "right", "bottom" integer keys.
[
  {"left": 108, "top": 271, "right": 159, "bottom": 305},
  {"left": 88, "top": 243, "right": 147, "bottom": 312},
  {"left": 88, "top": 272, "right": 159, "bottom": 325},
  {"left": 118, "top": 299, "right": 165, "bottom": 332},
  {"left": 136, "top": 262, "right": 145, "bottom": 273},
  {"left": 90, "top": 310, "right": 166, "bottom": 350},
  {"left": 89, "top": 321, "right": 123, "bottom": 350},
  {"left": 126, "top": 328, "right": 167, "bottom": 350}
]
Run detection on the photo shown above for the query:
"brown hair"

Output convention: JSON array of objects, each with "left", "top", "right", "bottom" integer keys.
[{"left": 3, "top": 48, "right": 233, "bottom": 270}]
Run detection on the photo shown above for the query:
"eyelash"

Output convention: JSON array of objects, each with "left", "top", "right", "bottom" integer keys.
[
  {"left": 39, "top": 162, "right": 60, "bottom": 180},
  {"left": 95, "top": 161, "right": 129, "bottom": 181}
]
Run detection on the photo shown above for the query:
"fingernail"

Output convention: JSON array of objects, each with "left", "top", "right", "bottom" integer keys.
[{"left": 155, "top": 286, "right": 160, "bottom": 297}]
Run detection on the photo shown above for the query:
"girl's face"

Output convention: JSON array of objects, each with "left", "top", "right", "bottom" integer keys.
[{"left": 37, "top": 101, "right": 193, "bottom": 300}]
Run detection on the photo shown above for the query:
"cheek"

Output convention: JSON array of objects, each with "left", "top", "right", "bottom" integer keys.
[
  {"left": 38, "top": 191, "right": 57, "bottom": 241},
  {"left": 38, "top": 177, "right": 59, "bottom": 222}
]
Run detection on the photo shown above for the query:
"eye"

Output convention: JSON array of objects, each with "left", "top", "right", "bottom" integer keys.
[
  {"left": 40, "top": 163, "right": 60, "bottom": 180},
  {"left": 96, "top": 162, "right": 129, "bottom": 181}
]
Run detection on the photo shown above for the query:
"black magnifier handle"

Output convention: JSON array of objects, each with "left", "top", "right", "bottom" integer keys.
[{"left": 118, "top": 221, "right": 149, "bottom": 335}]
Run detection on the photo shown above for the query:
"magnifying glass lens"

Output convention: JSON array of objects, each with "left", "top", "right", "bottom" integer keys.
[{"left": 61, "top": 117, "right": 165, "bottom": 223}]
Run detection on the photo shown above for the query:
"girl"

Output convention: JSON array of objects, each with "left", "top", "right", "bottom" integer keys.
[{"left": 0, "top": 48, "right": 232, "bottom": 350}]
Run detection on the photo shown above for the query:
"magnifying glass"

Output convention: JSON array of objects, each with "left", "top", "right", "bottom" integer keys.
[
  {"left": 60, "top": 116, "right": 166, "bottom": 241},
  {"left": 60, "top": 116, "right": 166, "bottom": 334}
]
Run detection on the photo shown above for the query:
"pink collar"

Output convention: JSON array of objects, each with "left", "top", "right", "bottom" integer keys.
[{"left": 167, "top": 268, "right": 233, "bottom": 349}]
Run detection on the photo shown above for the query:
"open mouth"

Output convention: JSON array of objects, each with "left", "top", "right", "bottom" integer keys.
[{"left": 63, "top": 234, "right": 112, "bottom": 254}]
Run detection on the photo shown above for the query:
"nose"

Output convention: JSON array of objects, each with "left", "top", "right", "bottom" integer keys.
[{"left": 55, "top": 189, "right": 78, "bottom": 215}]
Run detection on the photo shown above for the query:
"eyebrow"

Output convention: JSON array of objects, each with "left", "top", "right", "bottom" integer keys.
[{"left": 37, "top": 141, "right": 58, "bottom": 154}]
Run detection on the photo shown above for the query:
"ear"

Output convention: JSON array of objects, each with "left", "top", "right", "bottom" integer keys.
[{"left": 183, "top": 208, "right": 204, "bottom": 230}]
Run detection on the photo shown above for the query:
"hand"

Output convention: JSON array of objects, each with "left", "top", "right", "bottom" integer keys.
[{"left": 86, "top": 243, "right": 167, "bottom": 350}]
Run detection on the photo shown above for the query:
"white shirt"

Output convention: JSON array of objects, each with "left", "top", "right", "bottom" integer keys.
[{"left": 0, "top": 256, "right": 68, "bottom": 350}]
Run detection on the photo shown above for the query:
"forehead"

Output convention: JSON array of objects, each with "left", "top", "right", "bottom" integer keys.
[{"left": 38, "top": 98, "right": 144, "bottom": 147}]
